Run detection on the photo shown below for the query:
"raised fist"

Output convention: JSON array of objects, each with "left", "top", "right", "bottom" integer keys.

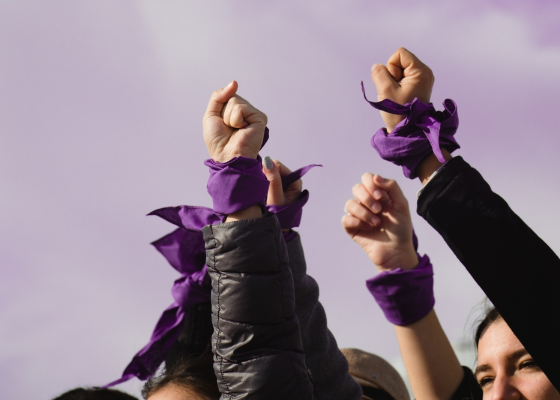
[
  {"left": 203, "top": 81, "right": 268, "bottom": 162},
  {"left": 371, "top": 48, "right": 434, "bottom": 133},
  {"left": 342, "top": 173, "right": 418, "bottom": 272}
]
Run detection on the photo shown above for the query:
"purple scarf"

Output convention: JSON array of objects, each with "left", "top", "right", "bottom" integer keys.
[{"left": 361, "top": 82, "right": 460, "bottom": 179}]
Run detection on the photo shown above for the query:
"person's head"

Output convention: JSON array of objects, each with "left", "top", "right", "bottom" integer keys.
[
  {"left": 53, "top": 387, "right": 138, "bottom": 400},
  {"left": 474, "top": 307, "right": 560, "bottom": 399},
  {"left": 141, "top": 346, "right": 219, "bottom": 400}
]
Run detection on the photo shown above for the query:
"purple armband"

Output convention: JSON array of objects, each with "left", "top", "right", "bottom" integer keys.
[
  {"left": 205, "top": 156, "right": 270, "bottom": 218},
  {"left": 366, "top": 231, "right": 435, "bottom": 326},
  {"left": 361, "top": 82, "right": 460, "bottom": 179}
]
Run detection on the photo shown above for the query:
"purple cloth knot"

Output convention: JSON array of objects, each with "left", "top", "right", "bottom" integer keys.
[
  {"left": 361, "top": 82, "right": 460, "bottom": 179},
  {"left": 104, "top": 209, "right": 213, "bottom": 387}
]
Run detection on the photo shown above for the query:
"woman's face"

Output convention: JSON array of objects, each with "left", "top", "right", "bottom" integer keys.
[{"left": 476, "top": 319, "right": 560, "bottom": 400}]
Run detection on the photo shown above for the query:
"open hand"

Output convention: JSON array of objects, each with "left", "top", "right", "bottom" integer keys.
[
  {"left": 371, "top": 48, "right": 434, "bottom": 133},
  {"left": 203, "top": 81, "right": 268, "bottom": 162},
  {"left": 342, "top": 173, "right": 418, "bottom": 272}
]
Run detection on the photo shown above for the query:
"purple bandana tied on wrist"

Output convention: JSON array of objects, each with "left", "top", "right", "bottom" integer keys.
[
  {"left": 104, "top": 127, "right": 319, "bottom": 386},
  {"left": 361, "top": 82, "right": 460, "bottom": 179},
  {"left": 365, "top": 231, "right": 435, "bottom": 326}
]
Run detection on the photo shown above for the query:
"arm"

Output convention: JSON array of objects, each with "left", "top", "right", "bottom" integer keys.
[
  {"left": 262, "top": 159, "right": 363, "bottom": 400},
  {"left": 202, "top": 82, "right": 313, "bottom": 399},
  {"left": 416, "top": 155, "right": 560, "bottom": 392},
  {"left": 368, "top": 47, "right": 560, "bottom": 392},
  {"left": 342, "top": 172, "right": 466, "bottom": 400},
  {"left": 203, "top": 213, "right": 312, "bottom": 399}
]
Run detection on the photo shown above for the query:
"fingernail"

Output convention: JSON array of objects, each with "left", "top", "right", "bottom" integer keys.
[
  {"left": 373, "top": 190, "right": 383, "bottom": 199},
  {"left": 263, "top": 156, "right": 274, "bottom": 170},
  {"left": 225, "top": 81, "right": 234, "bottom": 89},
  {"left": 370, "top": 216, "right": 379, "bottom": 226}
]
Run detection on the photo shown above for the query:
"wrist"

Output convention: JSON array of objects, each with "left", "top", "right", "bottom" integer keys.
[
  {"left": 375, "top": 247, "right": 419, "bottom": 272},
  {"left": 416, "top": 148, "right": 452, "bottom": 185},
  {"left": 225, "top": 205, "right": 262, "bottom": 222}
]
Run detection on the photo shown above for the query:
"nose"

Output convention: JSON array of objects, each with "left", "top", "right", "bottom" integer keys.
[{"left": 490, "top": 375, "right": 521, "bottom": 400}]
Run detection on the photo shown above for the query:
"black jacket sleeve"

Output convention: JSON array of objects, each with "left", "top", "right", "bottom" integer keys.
[
  {"left": 449, "top": 367, "right": 482, "bottom": 400},
  {"left": 286, "top": 233, "right": 363, "bottom": 400},
  {"left": 417, "top": 156, "right": 560, "bottom": 392},
  {"left": 202, "top": 212, "right": 314, "bottom": 400}
]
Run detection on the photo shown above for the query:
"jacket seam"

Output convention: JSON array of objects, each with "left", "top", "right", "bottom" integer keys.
[{"left": 212, "top": 226, "right": 232, "bottom": 397}]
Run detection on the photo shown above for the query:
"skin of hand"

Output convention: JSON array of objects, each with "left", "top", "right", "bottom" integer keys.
[
  {"left": 476, "top": 319, "right": 560, "bottom": 400},
  {"left": 203, "top": 80, "right": 268, "bottom": 163},
  {"left": 261, "top": 156, "right": 303, "bottom": 206},
  {"left": 371, "top": 47, "right": 434, "bottom": 133},
  {"left": 202, "top": 81, "right": 266, "bottom": 222},
  {"left": 262, "top": 156, "right": 302, "bottom": 232},
  {"left": 341, "top": 173, "right": 418, "bottom": 272}
]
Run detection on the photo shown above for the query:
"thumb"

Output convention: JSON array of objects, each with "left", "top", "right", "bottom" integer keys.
[
  {"left": 204, "top": 80, "right": 239, "bottom": 119},
  {"left": 263, "top": 156, "right": 285, "bottom": 206},
  {"left": 373, "top": 174, "right": 409, "bottom": 212},
  {"left": 371, "top": 64, "right": 399, "bottom": 99}
]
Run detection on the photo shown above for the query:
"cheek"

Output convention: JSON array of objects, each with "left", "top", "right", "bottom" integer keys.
[{"left": 517, "top": 374, "right": 560, "bottom": 400}]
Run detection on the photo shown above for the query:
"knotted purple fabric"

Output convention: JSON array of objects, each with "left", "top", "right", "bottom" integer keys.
[
  {"left": 361, "top": 82, "right": 460, "bottom": 179},
  {"left": 366, "top": 231, "right": 435, "bottom": 326},
  {"left": 105, "top": 128, "right": 319, "bottom": 386},
  {"left": 103, "top": 207, "right": 216, "bottom": 387}
]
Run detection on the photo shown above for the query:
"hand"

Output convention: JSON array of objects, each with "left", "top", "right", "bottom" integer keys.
[
  {"left": 342, "top": 173, "right": 418, "bottom": 272},
  {"left": 261, "top": 156, "right": 302, "bottom": 207},
  {"left": 371, "top": 47, "right": 434, "bottom": 133},
  {"left": 203, "top": 80, "right": 268, "bottom": 162}
]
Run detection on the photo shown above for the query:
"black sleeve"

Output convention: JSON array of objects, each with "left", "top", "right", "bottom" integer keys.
[
  {"left": 286, "top": 233, "right": 363, "bottom": 400},
  {"left": 449, "top": 367, "right": 482, "bottom": 400},
  {"left": 417, "top": 156, "right": 560, "bottom": 392},
  {"left": 202, "top": 213, "right": 314, "bottom": 400}
]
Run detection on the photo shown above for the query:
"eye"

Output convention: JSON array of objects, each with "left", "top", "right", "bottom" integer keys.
[
  {"left": 478, "top": 376, "right": 494, "bottom": 387},
  {"left": 520, "top": 359, "right": 539, "bottom": 371}
]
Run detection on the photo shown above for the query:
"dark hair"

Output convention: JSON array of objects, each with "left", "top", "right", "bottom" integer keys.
[
  {"left": 141, "top": 345, "right": 219, "bottom": 400},
  {"left": 141, "top": 302, "right": 219, "bottom": 400},
  {"left": 52, "top": 387, "right": 138, "bottom": 400},
  {"left": 474, "top": 306, "right": 502, "bottom": 348}
]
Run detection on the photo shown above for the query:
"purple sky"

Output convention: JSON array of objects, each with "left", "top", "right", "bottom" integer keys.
[{"left": 2, "top": 1, "right": 560, "bottom": 398}]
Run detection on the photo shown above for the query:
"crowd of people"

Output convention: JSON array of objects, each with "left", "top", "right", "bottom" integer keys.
[{"left": 53, "top": 48, "right": 560, "bottom": 400}]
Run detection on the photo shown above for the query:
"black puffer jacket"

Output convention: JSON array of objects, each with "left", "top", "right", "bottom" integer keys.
[{"left": 203, "top": 212, "right": 314, "bottom": 399}]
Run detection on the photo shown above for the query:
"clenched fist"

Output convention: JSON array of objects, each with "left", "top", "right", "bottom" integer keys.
[
  {"left": 371, "top": 48, "right": 434, "bottom": 133},
  {"left": 342, "top": 173, "right": 418, "bottom": 272},
  {"left": 203, "top": 81, "right": 268, "bottom": 162}
]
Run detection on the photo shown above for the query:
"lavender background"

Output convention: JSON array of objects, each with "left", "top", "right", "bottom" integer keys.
[{"left": 1, "top": 1, "right": 559, "bottom": 398}]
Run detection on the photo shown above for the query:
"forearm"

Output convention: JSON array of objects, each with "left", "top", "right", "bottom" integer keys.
[
  {"left": 224, "top": 204, "right": 262, "bottom": 222},
  {"left": 203, "top": 214, "right": 313, "bottom": 399},
  {"left": 417, "top": 156, "right": 560, "bottom": 392},
  {"left": 394, "top": 310, "right": 464, "bottom": 400},
  {"left": 286, "top": 233, "right": 362, "bottom": 400},
  {"left": 416, "top": 148, "right": 453, "bottom": 185}
]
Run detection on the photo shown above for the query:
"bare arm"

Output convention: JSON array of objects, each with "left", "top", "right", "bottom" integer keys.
[
  {"left": 395, "top": 310, "right": 463, "bottom": 400},
  {"left": 342, "top": 169, "right": 464, "bottom": 400}
]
